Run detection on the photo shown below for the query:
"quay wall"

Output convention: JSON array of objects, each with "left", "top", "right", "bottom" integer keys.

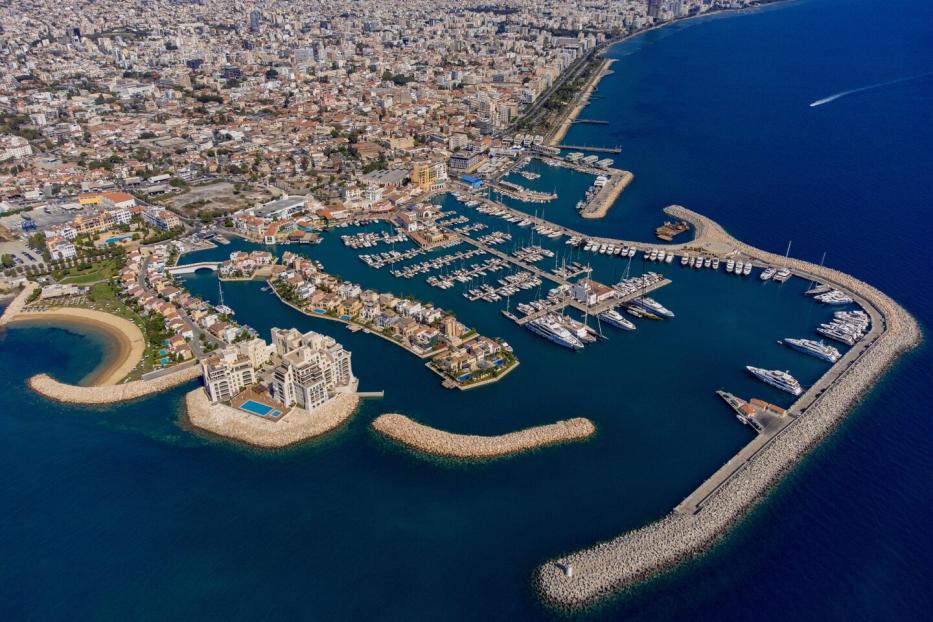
[
  {"left": 535, "top": 206, "right": 922, "bottom": 610},
  {"left": 372, "top": 413, "right": 596, "bottom": 459},
  {"left": 28, "top": 365, "right": 202, "bottom": 405}
]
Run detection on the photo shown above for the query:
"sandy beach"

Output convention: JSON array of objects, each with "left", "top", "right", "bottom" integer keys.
[
  {"left": 549, "top": 58, "right": 616, "bottom": 146},
  {"left": 372, "top": 413, "right": 596, "bottom": 459},
  {"left": 11, "top": 307, "right": 145, "bottom": 385}
]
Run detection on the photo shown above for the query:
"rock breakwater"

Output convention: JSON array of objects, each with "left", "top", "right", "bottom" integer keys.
[
  {"left": 534, "top": 206, "right": 921, "bottom": 610},
  {"left": 29, "top": 365, "right": 202, "bottom": 405},
  {"left": 372, "top": 413, "right": 596, "bottom": 459}
]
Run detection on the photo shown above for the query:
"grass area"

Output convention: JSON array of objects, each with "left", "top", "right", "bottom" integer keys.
[{"left": 54, "top": 258, "right": 120, "bottom": 284}]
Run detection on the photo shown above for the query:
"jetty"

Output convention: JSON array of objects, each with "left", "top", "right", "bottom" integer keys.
[
  {"left": 556, "top": 145, "right": 622, "bottom": 154},
  {"left": 29, "top": 363, "right": 201, "bottom": 405},
  {"left": 533, "top": 205, "right": 921, "bottom": 610},
  {"left": 371, "top": 413, "right": 596, "bottom": 459}
]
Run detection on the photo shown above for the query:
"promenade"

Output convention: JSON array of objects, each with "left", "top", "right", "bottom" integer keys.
[{"left": 533, "top": 206, "right": 921, "bottom": 610}]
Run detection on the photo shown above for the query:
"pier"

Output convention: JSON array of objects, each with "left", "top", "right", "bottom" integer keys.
[
  {"left": 556, "top": 145, "right": 622, "bottom": 154},
  {"left": 511, "top": 278, "right": 672, "bottom": 326},
  {"left": 571, "top": 119, "right": 610, "bottom": 125}
]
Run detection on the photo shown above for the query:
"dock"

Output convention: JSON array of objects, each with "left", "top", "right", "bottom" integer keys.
[
  {"left": 511, "top": 278, "right": 672, "bottom": 326},
  {"left": 556, "top": 145, "right": 622, "bottom": 154},
  {"left": 571, "top": 119, "right": 610, "bottom": 125}
]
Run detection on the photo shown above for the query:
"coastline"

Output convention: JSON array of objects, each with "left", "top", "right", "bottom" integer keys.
[
  {"left": 545, "top": 0, "right": 791, "bottom": 150},
  {"left": 533, "top": 205, "right": 922, "bottom": 610},
  {"left": 548, "top": 58, "right": 616, "bottom": 146},
  {"left": 185, "top": 387, "right": 361, "bottom": 449},
  {"left": 371, "top": 413, "right": 596, "bottom": 459},
  {"left": 9, "top": 307, "right": 145, "bottom": 385}
]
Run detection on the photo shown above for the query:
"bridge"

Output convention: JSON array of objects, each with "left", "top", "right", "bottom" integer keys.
[{"left": 167, "top": 261, "right": 220, "bottom": 275}]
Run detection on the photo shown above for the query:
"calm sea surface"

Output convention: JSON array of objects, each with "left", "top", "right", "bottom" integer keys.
[{"left": 1, "top": 0, "right": 931, "bottom": 619}]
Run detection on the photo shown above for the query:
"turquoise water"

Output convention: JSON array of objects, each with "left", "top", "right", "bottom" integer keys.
[{"left": 2, "top": 0, "right": 932, "bottom": 619}]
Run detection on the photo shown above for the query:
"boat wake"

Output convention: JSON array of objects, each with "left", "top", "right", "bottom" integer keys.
[{"left": 809, "top": 72, "right": 932, "bottom": 107}]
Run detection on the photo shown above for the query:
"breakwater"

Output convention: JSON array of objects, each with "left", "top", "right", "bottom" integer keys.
[
  {"left": 534, "top": 206, "right": 922, "bottom": 610},
  {"left": 28, "top": 365, "right": 202, "bottom": 404},
  {"left": 371, "top": 413, "right": 596, "bottom": 459},
  {"left": 185, "top": 388, "right": 361, "bottom": 449}
]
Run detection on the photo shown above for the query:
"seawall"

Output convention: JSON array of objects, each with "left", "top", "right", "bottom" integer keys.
[
  {"left": 185, "top": 388, "right": 361, "bottom": 448},
  {"left": 28, "top": 365, "right": 202, "bottom": 405},
  {"left": 372, "top": 413, "right": 596, "bottom": 459},
  {"left": 534, "top": 206, "right": 922, "bottom": 609}
]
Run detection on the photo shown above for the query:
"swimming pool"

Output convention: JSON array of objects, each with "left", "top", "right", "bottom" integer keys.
[
  {"left": 104, "top": 234, "right": 133, "bottom": 245},
  {"left": 239, "top": 399, "right": 281, "bottom": 418}
]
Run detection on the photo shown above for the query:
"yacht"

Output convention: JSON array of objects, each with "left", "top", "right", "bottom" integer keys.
[
  {"left": 666, "top": 253, "right": 675, "bottom": 264},
  {"left": 711, "top": 257, "right": 720, "bottom": 269},
  {"left": 782, "top": 338, "right": 841, "bottom": 363},
  {"left": 735, "top": 261, "right": 744, "bottom": 274},
  {"left": 703, "top": 257, "right": 712, "bottom": 268},
  {"left": 760, "top": 267, "right": 776, "bottom": 281},
  {"left": 635, "top": 297, "right": 674, "bottom": 318},
  {"left": 598, "top": 308, "right": 636, "bottom": 330},
  {"left": 681, "top": 254, "right": 690, "bottom": 266},
  {"left": 773, "top": 267, "right": 792, "bottom": 282},
  {"left": 526, "top": 316, "right": 584, "bottom": 349},
  {"left": 742, "top": 262, "right": 752, "bottom": 276},
  {"left": 746, "top": 366, "right": 803, "bottom": 396},
  {"left": 726, "top": 259, "right": 735, "bottom": 273}
]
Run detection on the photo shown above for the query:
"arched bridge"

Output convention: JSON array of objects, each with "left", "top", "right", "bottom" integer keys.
[{"left": 167, "top": 261, "right": 220, "bottom": 275}]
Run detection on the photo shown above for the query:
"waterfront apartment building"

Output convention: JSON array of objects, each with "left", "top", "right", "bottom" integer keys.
[
  {"left": 270, "top": 328, "right": 356, "bottom": 411},
  {"left": 201, "top": 338, "right": 273, "bottom": 402}
]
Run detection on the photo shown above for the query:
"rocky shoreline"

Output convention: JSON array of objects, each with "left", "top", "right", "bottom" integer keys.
[
  {"left": 372, "top": 413, "right": 596, "bottom": 459},
  {"left": 28, "top": 365, "right": 202, "bottom": 404},
  {"left": 534, "top": 206, "right": 922, "bottom": 610},
  {"left": 185, "top": 388, "right": 361, "bottom": 449}
]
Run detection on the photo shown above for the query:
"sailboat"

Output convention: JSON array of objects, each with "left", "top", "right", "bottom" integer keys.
[
  {"left": 773, "top": 241, "right": 793, "bottom": 282},
  {"left": 215, "top": 279, "right": 235, "bottom": 315}
]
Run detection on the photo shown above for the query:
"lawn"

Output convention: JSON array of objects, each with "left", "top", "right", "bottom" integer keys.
[{"left": 55, "top": 258, "right": 120, "bottom": 284}]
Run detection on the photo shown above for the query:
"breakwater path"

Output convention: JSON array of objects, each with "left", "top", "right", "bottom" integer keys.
[
  {"left": 29, "top": 365, "right": 202, "bottom": 405},
  {"left": 534, "top": 206, "right": 921, "bottom": 610},
  {"left": 372, "top": 413, "right": 596, "bottom": 459}
]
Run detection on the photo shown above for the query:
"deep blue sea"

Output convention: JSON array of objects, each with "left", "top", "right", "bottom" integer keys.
[{"left": 1, "top": 0, "right": 931, "bottom": 619}]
